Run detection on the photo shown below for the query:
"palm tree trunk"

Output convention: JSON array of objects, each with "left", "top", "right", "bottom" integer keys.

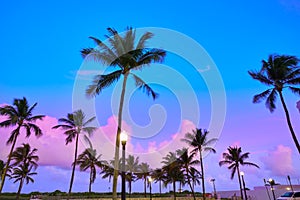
[
  {"left": 68, "top": 133, "right": 79, "bottom": 196},
  {"left": 279, "top": 91, "right": 300, "bottom": 154},
  {"left": 144, "top": 177, "right": 147, "bottom": 197},
  {"left": 129, "top": 179, "right": 132, "bottom": 196},
  {"left": 237, "top": 166, "right": 244, "bottom": 199},
  {"left": 112, "top": 73, "right": 129, "bottom": 200},
  {"left": 0, "top": 128, "right": 19, "bottom": 193},
  {"left": 199, "top": 150, "right": 206, "bottom": 200},
  {"left": 173, "top": 180, "right": 176, "bottom": 200},
  {"left": 159, "top": 180, "right": 162, "bottom": 196},
  {"left": 16, "top": 178, "right": 24, "bottom": 200},
  {"left": 89, "top": 168, "right": 92, "bottom": 193},
  {"left": 186, "top": 169, "right": 196, "bottom": 200}
]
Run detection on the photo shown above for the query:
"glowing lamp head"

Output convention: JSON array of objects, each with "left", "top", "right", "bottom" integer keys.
[
  {"left": 240, "top": 171, "right": 245, "bottom": 176},
  {"left": 120, "top": 131, "right": 128, "bottom": 145}
]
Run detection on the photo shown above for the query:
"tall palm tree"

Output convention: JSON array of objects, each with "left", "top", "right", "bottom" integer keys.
[
  {"left": 0, "top": 97, "right": 44, "bottom": 193},
  {"left": 10, "top": 143, "right": 39, "bottom": 170},
  {"left": 151, "top": 168, "right": 165, "bottom": 196},
  {"left": 125, "top": 155, "right": 139, "bottom": 195},
  {"left": 52, "top": 109, "right": 96, "bottom": 195},
  {"left": 176, "top": 148, "right": 200, "bottom": 200},
  {"left": 219, "top": 146, "right": 259, "bottom": 199},
  {"left": 161, "top": 151, "right": 183, "bottom": 200},
  {"left": 76, "top": 137, "right": 103, "bottom": 193},
  {"left": 181, "top": 128, "right": 217, "bottom": 200},
  {"left": 0, "top": 160, "right": 5, "bottom": 180},
  {"left": 248, "top": 54, "right": 300, "bottom": 154},
  {"left": 10, "top": 164, "right": 37, "bottom": 200},
  {"left": 137, "top": 162, "right": 151, "bottom": 197},
  {"left": 81, "top": 27, "right": 166, "bottom": 200}
]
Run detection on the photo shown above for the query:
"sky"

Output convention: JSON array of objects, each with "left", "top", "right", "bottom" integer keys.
[{"left": 1, "top": 0, "right": 300, "bottom": 195}]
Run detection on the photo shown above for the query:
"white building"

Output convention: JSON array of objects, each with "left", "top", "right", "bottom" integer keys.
[{"left": 217, "top": 185, "right": 300, "bottom": 200}]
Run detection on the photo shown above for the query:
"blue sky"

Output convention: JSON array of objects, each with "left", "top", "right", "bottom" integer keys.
[{"left": 1, "top": 0, "right": 300, "bottom": 195}]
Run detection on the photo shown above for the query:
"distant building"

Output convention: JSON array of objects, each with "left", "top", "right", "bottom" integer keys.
[{"left": 217, "top": 185, "right": 300, "bottom": 200}]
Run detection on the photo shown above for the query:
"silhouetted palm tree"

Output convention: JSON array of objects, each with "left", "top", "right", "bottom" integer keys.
[
  {"left": 81, "top": 27, "right": 166, "bottom": 200},
  {"left": 76, "top": 137, "right": 103, "bottom": 193},
  {"left": 151, "top": 168, "right": 165, "bottom": 195},
  {"left": 161, "top": 152, "right": 183, "bottom": 200},
  {"left": 125, "top": 155, "right": 139, "bottom": 195},
  {"left": 219, "top": 146, "right": 259, "bottom": 199},
  {"left": 248, "top": 54, "right": 300, "bottom": 154},
  {"left": 0, "top": 97, "right": 44, "bottom": 192},
  {"left": 176, "top": 148, "right": 199, "bottom": 200},
  {"left": 52, "top": 109, "right": 96, "bottom": 196},
  {"left": 181, "top": 128, "right": 217, "bottom": 200},
  {"left": 137, "top": 162, "right": 151, "bottom": 197},
  {"left": 11, "top": 143, "right": 39, "bottom": 170},
  {"left": 10, "top": 164, "right": 37, "bottom": 200}
]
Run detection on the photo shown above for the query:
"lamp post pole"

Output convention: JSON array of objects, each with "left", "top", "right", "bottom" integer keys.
[
  {"left": 121, "top": 132, "right": 128, "bottom": 200},
  {"left": 268, "top": 178, "right": 276, "bottom": 200},
  {"left": 240, "top": 172, "right": 247, "bottom": 200},
  {"left": 263, "top": 179, "right": 271, "bottom": 200},
  {"left": 148, "top": 177, "right": 153, "bottom": 200},
  {"left": 210, "top": 178, "right": 217, "bottom": 198},
  {"left": 287, "top": 175, "right": 294, "bottom": 193}
]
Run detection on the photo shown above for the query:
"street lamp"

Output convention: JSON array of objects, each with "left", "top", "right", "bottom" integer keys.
[
  {"left": 120, "top": 131, "right": 128, "bottom": 200},
  {"left": 210, "top": 178, "right": 217, "bottom": 198},
  {"left": 240, "top": 172, "right": 247, "bottom": 200},
  {"left": 268, "top": 178, "right": 276, "bottom": 200},
  {"left": 263, "top": 179, "right": 271, "bottom": 200},
  {"left": 148, "top": 177, "right": 153, "bottom": 200}
]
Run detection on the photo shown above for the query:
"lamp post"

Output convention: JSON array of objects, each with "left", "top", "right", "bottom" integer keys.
[
  {"left": 240, "top": 172, "right": 247, "bottom": 200},
  {"left": 210, "top": 178, "right": 217, "bottom": 198},
  {"left": 287, "top": 175, "right": 294, "bottom": 193},
  {"left": 268, "top": 178, "right": 276, "bottom": 200},
  {"left": 263, "top": 179, "right": 271, "bottom": 200},
  {"left": 120, "top": 131, "right": 128, "bottom": 200},
  {"left": 148, "top": 177, "right": 153, "bottom": 200}
]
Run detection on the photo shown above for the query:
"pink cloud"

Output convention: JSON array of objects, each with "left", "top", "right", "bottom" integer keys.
[
  {"left": 1, "top": 114, "right": 199, "bottom": 172},
  {"left": 263, "top": 145, "right": 295, "bottom": 176}
]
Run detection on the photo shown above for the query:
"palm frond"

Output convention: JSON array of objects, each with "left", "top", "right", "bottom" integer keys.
[
  {"left": 134, "top": 49, "right": 166, "bottom": 69},
  {"left": 86, "top": 70, "right": 123, "bottom": 97},
  {"left": 131, "top": 73, "right": 158, "bottom": 99},
  {"left": 136, "top": 32, "right": 154, "bottom": 50},
  {"left": 248, "top": 70, "right": 273, "bottom": 85},
  {"left": 265, "top": 89, "right": 277, "bottom": 112},
  {"left": 288, "top": 86, "right": 300, "bottom": 96},
  {"left": 253, "top": 89, "right": 271, "bottom": 103}
]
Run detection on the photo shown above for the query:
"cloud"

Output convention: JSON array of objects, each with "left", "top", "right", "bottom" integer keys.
[
  {"left": 0, "top": 113, "right": 199, "bottom": 173},
  {"left": 263, "top": 145, "right": 295, "bottom": 176}
]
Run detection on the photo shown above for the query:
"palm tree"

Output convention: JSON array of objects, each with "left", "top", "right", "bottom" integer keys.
[
  {"left": 181, "top": 128, "right": 217, "bottom": 200},
  {"left": 52, "top": 109, "right": 96, "bottom": 195},
  {"left": 76, "top": 137, "right": 103, "bottom": 193},
  {"left": 0, "top": 97, "right": 44, "bottom": 193},
  {"left": 125, "top": 155, "right": 139, "bottom": 195},
  {"left": 248, "top": 54, "right": 300, "bottom": 154},
  {"left": 219, "top": 146, "right": 259, "bottom": 199},
  {"left": 161, "top": 151, "right": 183, "bottom": 200},
  {"left": 176, "top": 148, "right": 199, "bottom": 200},
  {"left": 151, "top": 168, "right": 165, "bottom": 196},
  {"left": 0, "top": 160, "right": 5, "bottom": 180},
  {"left": 190, "top": 167, "right": 201, "bottom": 192},
  {"left": 10, "top": 143, "right": 39, "bottom": 169},
  {"left": 10, "top": 164, "right": 37, "bottom": 200},
  {"left": 137, "top": 162, "right": 151, "bottom": 197},
  {"left": 81, "top": 27, "right": 166, "bottom": 199}
]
